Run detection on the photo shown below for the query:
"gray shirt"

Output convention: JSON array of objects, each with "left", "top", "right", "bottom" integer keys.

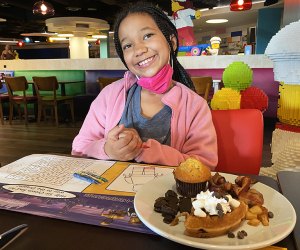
[{"left": 119, "top": 84, "right": 171, "bottom": 145}]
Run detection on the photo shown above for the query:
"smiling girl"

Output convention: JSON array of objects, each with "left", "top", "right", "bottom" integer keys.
[{"left": 72, "top": 2, "right": 218, "bottom": 169}]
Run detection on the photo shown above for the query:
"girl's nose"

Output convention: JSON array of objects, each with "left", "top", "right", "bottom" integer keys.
[{"left": 134, "top": 43, "right": 147, "bottom": 57}]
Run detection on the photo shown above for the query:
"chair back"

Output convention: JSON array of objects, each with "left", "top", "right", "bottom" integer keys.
[
  {"left": 97, "top": 77, "right": 120, "bottom": 91},
  {"left": 32, "top": 76, "right": 59, "bottom": 99},
  {"left": 211, "top": 109, "right": 263, "bottom": 175},
  {"left": 191, "top": 76, "right": 212, "bottom": 101},
  {"left": 5, "top": 76, "right": 29, "bottom": 97}
]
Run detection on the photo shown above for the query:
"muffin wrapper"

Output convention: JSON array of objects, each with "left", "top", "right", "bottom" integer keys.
[{"left": 175, "top": 179, "right": 207, "bottom": 198}]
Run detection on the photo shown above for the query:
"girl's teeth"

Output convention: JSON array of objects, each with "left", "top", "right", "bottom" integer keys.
[{"left": 139, "top": 57, "right": 153, "bottom": 66}]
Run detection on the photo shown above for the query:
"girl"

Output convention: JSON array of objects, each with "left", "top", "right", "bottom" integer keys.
[{"left": 72, "top": 2, "right": 218, "bottom": 169}]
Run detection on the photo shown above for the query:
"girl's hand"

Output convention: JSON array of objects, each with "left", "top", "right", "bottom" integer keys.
[{"left": 104, "top": 125, "right": 143, "bottom": 161}]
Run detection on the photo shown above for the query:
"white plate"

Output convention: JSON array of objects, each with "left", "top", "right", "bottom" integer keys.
[{"left": 134, "top": 173, "right": 296, "bottom": 250}]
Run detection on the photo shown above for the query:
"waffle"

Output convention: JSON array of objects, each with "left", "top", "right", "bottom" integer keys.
[{"left": 184, "top": 201, "right": 248, "bottom": 238}]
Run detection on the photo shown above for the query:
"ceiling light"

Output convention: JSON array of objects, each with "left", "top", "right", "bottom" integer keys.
[
  {"left": 57, "top": 34, "right": 74, "bottom": 37},
  {"left": 49, "top": 37, "right": 68, "bottom": 42},
  {"left": 33, "top": 1, "right": 55, "bottom": 16},
  {"left": 92, "top": 34, "right": 107, "bottom": 39},
  {"left": 0, "top": 18, "right": 6, "bottom": 22},
  {"left": 66, "top": 6, "right": 81, "bottom": 11},
  {"left": 230, "top": 0, "right": 252, "bottom": 11},
  {"left": 21, "top": 32, "right": 57, "bottom": 37},
  {"left": 206, "top": 19, "right": 229, "bottom": 24},
  {"left": 213, "top": 6, "right": 229, "bottom": 9},
  {"left": 0, "top": 40, "right": 18, "bottom": 44}
]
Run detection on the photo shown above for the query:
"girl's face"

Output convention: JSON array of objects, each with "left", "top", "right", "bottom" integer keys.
[{"left": 118, "top": 13, "right": 176, "bottom": 78}]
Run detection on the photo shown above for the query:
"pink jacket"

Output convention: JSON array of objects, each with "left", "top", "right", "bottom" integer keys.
[{"left": 72, "top": 71, "right": 218, "bottom": 169}]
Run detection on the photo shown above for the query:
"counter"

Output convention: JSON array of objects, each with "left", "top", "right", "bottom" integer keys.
[
  {"left": 0, "top": 55, "right": 273, "bottom": 71},
  {"left": 0, "top": 55, "right": 278, "bottom": 118}
]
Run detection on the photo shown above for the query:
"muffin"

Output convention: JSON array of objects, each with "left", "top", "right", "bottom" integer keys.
[{"left": 173, "top": 158, "right": 211, "bottom": 198}]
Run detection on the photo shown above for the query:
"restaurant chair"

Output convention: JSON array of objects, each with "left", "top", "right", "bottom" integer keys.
[
  {"left": 5, "top": 76, "right": 37, "bottom": 125},
  {"left": 191, "top": 76, "right": 212, "bottom": 101},
  {"left": 32, "top": 76, "right": 75, "bottom": 126},
  {"left": 211, "top": 109, "right": 263, "bottom": 175},
  {"left": 0, "top": 82, "right": 9, "bottom": 125},
  {"left": 97, "top": 77, "right": 121, "bottom": 92}
]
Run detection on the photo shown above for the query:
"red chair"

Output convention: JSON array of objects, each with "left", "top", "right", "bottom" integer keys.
[{"left": 211, "top": 109, "right": 263, "bottom": 175}]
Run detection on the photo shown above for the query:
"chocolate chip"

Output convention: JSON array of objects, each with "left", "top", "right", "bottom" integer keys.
[
  {"left": 154, "top": 197, "right": 168, "bottom": 212},
  {"left": 227, "top": 231, "right": 235, "bottom": 238},
  {"left": 237, "top": 231, "right": 245, "bottom": 239},
  {"left": 216, "top": 203, "right": 224, "bottom": 217},
  {"left": 165, "top": 195, "right": 179, "bottom": 204},
  {"left": 268, "top": 211, "right": 274, "bottom": 218},
  {"left": 165, "top": 190, "right": 177, "bottom": 198},
  {"left": 162, "top": 214, "right": 175, "bottom": 224},
  {"left": 241, "top": 230, "right": 247, "bottom": 236},
  {"left": 212, "top": 191, "right": 222, "bottom": 199},
  {"left": 161, "top": 204, "right": 178, "bottom": 216},
  {"left": 154, "top": 207, "right": 162, "bottom": 213},
  {"left": 179, "top": 197, "right": 192, "bottom": 213}
]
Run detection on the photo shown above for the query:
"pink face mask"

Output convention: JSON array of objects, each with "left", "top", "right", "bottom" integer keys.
[{"left": 137, "top": 64, "right": 173, "bottom": 94}]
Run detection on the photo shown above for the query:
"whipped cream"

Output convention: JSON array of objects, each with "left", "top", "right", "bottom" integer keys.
[{"left": 192, "top": 190, "right": 240, "bottom": 217}]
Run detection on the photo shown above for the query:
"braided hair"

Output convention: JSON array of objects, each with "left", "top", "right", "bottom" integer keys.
[{"left": 113, "top": 1, "right": 195, "bottom": 91}]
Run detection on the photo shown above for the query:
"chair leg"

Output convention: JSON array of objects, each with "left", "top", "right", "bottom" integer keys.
[
  {"left": 54, "top": 105, "right": 59, "bottom": 126},
  {"left": 37, "top": 103, "right": 41, "bottom": 124},
  {"left": 0, "top": 103, "right": 3, "bottom": 125},
  {"left": 70, "top": 101, "right": 75, "bottom": 123},
  {"left": 9, "top": 102, "right": 13, "bottom": 125},
  {"left": 37, "top": 103, "right": 42, "bottom": 124},
  {"left": 17, "top": 104, "right": 21, "bottom": 121},
  {"left": 24, "top": 103, "right": 28, "bottom": 125},
  {"left": 43, "top": 107, "right": 47, "bottom": 122}
]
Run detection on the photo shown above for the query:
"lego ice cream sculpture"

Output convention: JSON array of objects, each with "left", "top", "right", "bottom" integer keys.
[
  {"left": 207, "top": 36, "right": 221, "bottom": 56},
  {"left": 260, "top": 20, "right": 300, "bottom": 177},
  {"left": 211, "top": 61, "right": 268, "bottom": 111}
]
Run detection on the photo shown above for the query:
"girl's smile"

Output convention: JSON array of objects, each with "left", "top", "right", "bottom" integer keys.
[{"left": 137, "top": 55, "right": 156, "bottom": 68}]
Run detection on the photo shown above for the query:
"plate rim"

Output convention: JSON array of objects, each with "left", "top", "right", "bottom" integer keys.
[{"left": 134, "top": 173, "right": 297, "bottom": 250}]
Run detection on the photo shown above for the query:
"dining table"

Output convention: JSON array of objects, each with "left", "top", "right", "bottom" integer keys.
[{"left": 0, "top": 156, "right": 298, "bottom": 250}]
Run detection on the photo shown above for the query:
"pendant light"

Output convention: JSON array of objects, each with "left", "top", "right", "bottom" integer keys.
[
  {"left": 230, "top": 0, "right": 252, "bottom": 11},
  {"left": 33, "top": 1, "right": 55, "bottom": 16}
]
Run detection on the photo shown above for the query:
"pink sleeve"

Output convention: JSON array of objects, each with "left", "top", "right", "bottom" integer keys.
[{"left": 71, "top": 96, "right": 110, "bottom": 160}]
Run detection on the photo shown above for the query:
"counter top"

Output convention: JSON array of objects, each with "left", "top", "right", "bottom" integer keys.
[{"left": 0, "top": 55, "right": 273, "bottom": 71}]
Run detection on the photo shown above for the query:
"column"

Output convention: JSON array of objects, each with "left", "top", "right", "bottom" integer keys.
[{"left": 69, "top": 36, "right": 89, "bottom": 59}]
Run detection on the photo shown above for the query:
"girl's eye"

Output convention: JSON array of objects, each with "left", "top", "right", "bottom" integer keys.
[
  {"left": 144, "top": 33, "right": 154, "bottom": 40},
  {"left": 122, "top": 44, "right": 131, "bottom": 50}
]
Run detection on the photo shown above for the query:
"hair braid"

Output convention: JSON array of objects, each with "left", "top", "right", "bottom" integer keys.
[{"left": 113, "top": 1, "right": 195, "bottom": 91}]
